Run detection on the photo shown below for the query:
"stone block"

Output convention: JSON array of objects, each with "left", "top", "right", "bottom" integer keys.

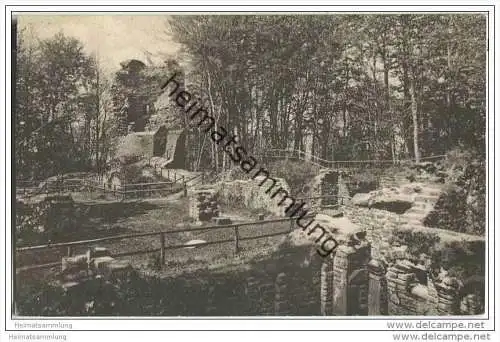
[
  {"left": 352, "top": 193, "right": 371, "bottom": 207},
  {"left": 61, "top": 281, "right": 80, "bottom": 292},
  {"left": 61, "top": 254, "right": 88, "bottom": 272},
  {"left": 86, "top": 246, "right": 110, "bottom": 260},
  {"left": 398, "top": 272, "right": 416, "bottom": 282},
  {"left": 107, "top": 260, "right": 132, "bottom": 276},
  {"left": 212, "top": 216, "right": 232, "bottom": 225},
  {"left": 394, "top": 260, "right": 415, "bottom": 273},
  {"left": 93, "top": 256, "right": 115, "bottom": 270},
  {"left": 410, "top": 284, "right": 429, "bottom": 300}
]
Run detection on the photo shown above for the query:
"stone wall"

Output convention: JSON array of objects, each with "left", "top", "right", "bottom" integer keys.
[
  {"left": 345, "top": 206, "right": 403, "bottom": 262},
  {"left": 216, "top": 176, "right": 291, "bottom": 217},
  {"left": 138, "top": 241, "right": 321, "bottom": 316},
  {"left": 155, "top": 205, "right": 484, "bottom": 316},
  {"left": 317, "top": 205, "right": 485, "bottom": 316},
  {"left": 137, "top": 207, "right": 481, "bottom": 316},
  {"left": 307, "top": 170, "right": 351, "bottom": 210},
  {"left": 318, "top": 240, "right": 476, "bottom": 316},
  {"left": 188, "top": 188, "right": 220, "bottom": 222}
]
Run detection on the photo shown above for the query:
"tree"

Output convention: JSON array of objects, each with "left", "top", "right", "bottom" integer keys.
[
  {"left": 15, "top": 31, "right": 98, "bottom": 179},
  {"left": 161, "top": 14, "right": 485, "bottom": 171}
]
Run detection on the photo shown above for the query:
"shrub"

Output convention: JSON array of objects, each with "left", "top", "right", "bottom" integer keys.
[
  {"left": 122, "top": 164, "right": 144, "bottom": 183},
  {"left": 16, "top": 195, "right": 79, "bottom": 246},
  {"left": 346, "top": 170, "right": 379, "bottom": 196},
  {"left": 405, "top": 171, "right": 417, "bottom": 183},
  {"left": 147, "top": 253, "right": 163, "bottom": 271},
  {"left": 391, "top": 229, "right": 441, "bottom": 256},
  {"left": 431, "top": 240, "right": 485, "bottom": 281},
  {"left": 424, "top": 159, "right": 485, "bottom": 236}
]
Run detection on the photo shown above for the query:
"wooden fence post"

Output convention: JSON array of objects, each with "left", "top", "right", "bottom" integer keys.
[
  {"left": 234, "top": 226, "right": 240, "bottom": 254},
  {"left": 167, "top": 169, "right": 170, "bottom": 180},
  {"left": 182, "top": 176, "right": 187, "bottom": 197},
  {"left": 67, "top": 246, "right": 73, "bottom": 257},
  {"left": 160, "top": 232, "right": 165, "bottom": 266},
  {"left": 289, "top": 218, "right": 295, "bottom": 232}
]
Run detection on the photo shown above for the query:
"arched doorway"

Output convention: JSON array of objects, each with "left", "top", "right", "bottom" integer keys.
[{"left": 347, "top": 268, "right": 369, "bottom": 315}]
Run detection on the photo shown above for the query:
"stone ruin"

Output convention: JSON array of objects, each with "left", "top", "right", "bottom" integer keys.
[
  {"left": 60, "top": 247, "right": 132, "bottom": 292},
  {"left": 320, "top": 235, "right": 483, "bottom": 315},
  {"left": 187, "top": 175, "right": 294, "bottom": 223},
  {"left": 307, "top": 170, "right": 351, "bottom": 210},
  {"left": 44, "top": 208, "right": 483, "bottom": 316},
  {"left": 188, "top": 188, "right": 220, "bottom": 222},
  {"left": 313, "top": 211, "right": 485, "bottom": 316},
  {"left": 216, "top": 176, "right": 292, "bottom": 217}
]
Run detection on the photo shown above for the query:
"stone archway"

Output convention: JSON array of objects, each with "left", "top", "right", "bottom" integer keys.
[{"left": 347, "top": 268, "right": 369, "bottom": 315}]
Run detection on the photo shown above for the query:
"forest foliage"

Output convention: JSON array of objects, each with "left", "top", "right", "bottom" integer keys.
[
  {"left": 15, "top": 14, "right": 486, "bottom": 180},
  {"left": 166, "top": 14, "right": 486, "bottom": 171}
]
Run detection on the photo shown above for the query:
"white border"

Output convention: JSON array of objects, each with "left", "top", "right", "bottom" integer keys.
[{"left": 1, "top": 1, "right": 497, "bottom": 336}]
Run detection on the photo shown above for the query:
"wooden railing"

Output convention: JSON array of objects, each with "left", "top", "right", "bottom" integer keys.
[
  {"left": 146, "top": 159, "right": 207, "bottom": 190},
  {"left": 86, "top": 179, "right": 184, "bottom": 200},
  {"left": 259, "top": 149, "right": 447, "bottom": 170},
  {"left": 16, "top": 215, "right": 313, "bottom": 272},
  {"left": 16, "top": 175, "right": 190, "bottom": 200}
]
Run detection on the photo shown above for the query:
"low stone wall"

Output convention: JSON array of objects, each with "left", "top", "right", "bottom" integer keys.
[
  {"left": 44, "top": 217, "right": 483, "bottom": 316},
  {"left": 153, "top": 205, "right": 484, "bottom": 316},
  {"left": 216, "top": 176, "right": 291, "bottom": 217}
]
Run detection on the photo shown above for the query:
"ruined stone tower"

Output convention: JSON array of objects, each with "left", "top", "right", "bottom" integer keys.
[{"left": 112, "top": 59, "right": 148, "bottom": 135}]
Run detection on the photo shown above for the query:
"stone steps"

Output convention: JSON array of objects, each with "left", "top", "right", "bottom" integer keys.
[
  {"left": 400, "top": 183, "right": 444, "bottom": 224},
  {"left": 414, "top": 195, "right": 441, "bottom": 203},
  {"left": 402, "top": 212, "right": 425, "bottom": 222},
  {"left": 411, "top": 202, "right": 433, "bottom": 210},
  {"left": 405, "top": 208, "right": 428, "bottom": 216},
  {"left": 380, "top": 175, "right": 409, "bottom": 188}
]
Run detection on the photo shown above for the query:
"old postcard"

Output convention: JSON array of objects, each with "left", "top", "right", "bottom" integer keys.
[{"left": 2, "top": 3, "right": 497, "bottom": 340}]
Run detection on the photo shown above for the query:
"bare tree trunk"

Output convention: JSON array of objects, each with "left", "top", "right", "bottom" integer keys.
[
  {"left": 206, "top": 70, "right": 219, "bottom": 172},
  {"left": 410, "top": 77, "right": 420, "bottom": 163}
]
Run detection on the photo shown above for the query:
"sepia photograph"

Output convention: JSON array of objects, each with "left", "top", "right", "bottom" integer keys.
[{"left": 9, "top": 8, "right": 490, "bottom": 323}]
